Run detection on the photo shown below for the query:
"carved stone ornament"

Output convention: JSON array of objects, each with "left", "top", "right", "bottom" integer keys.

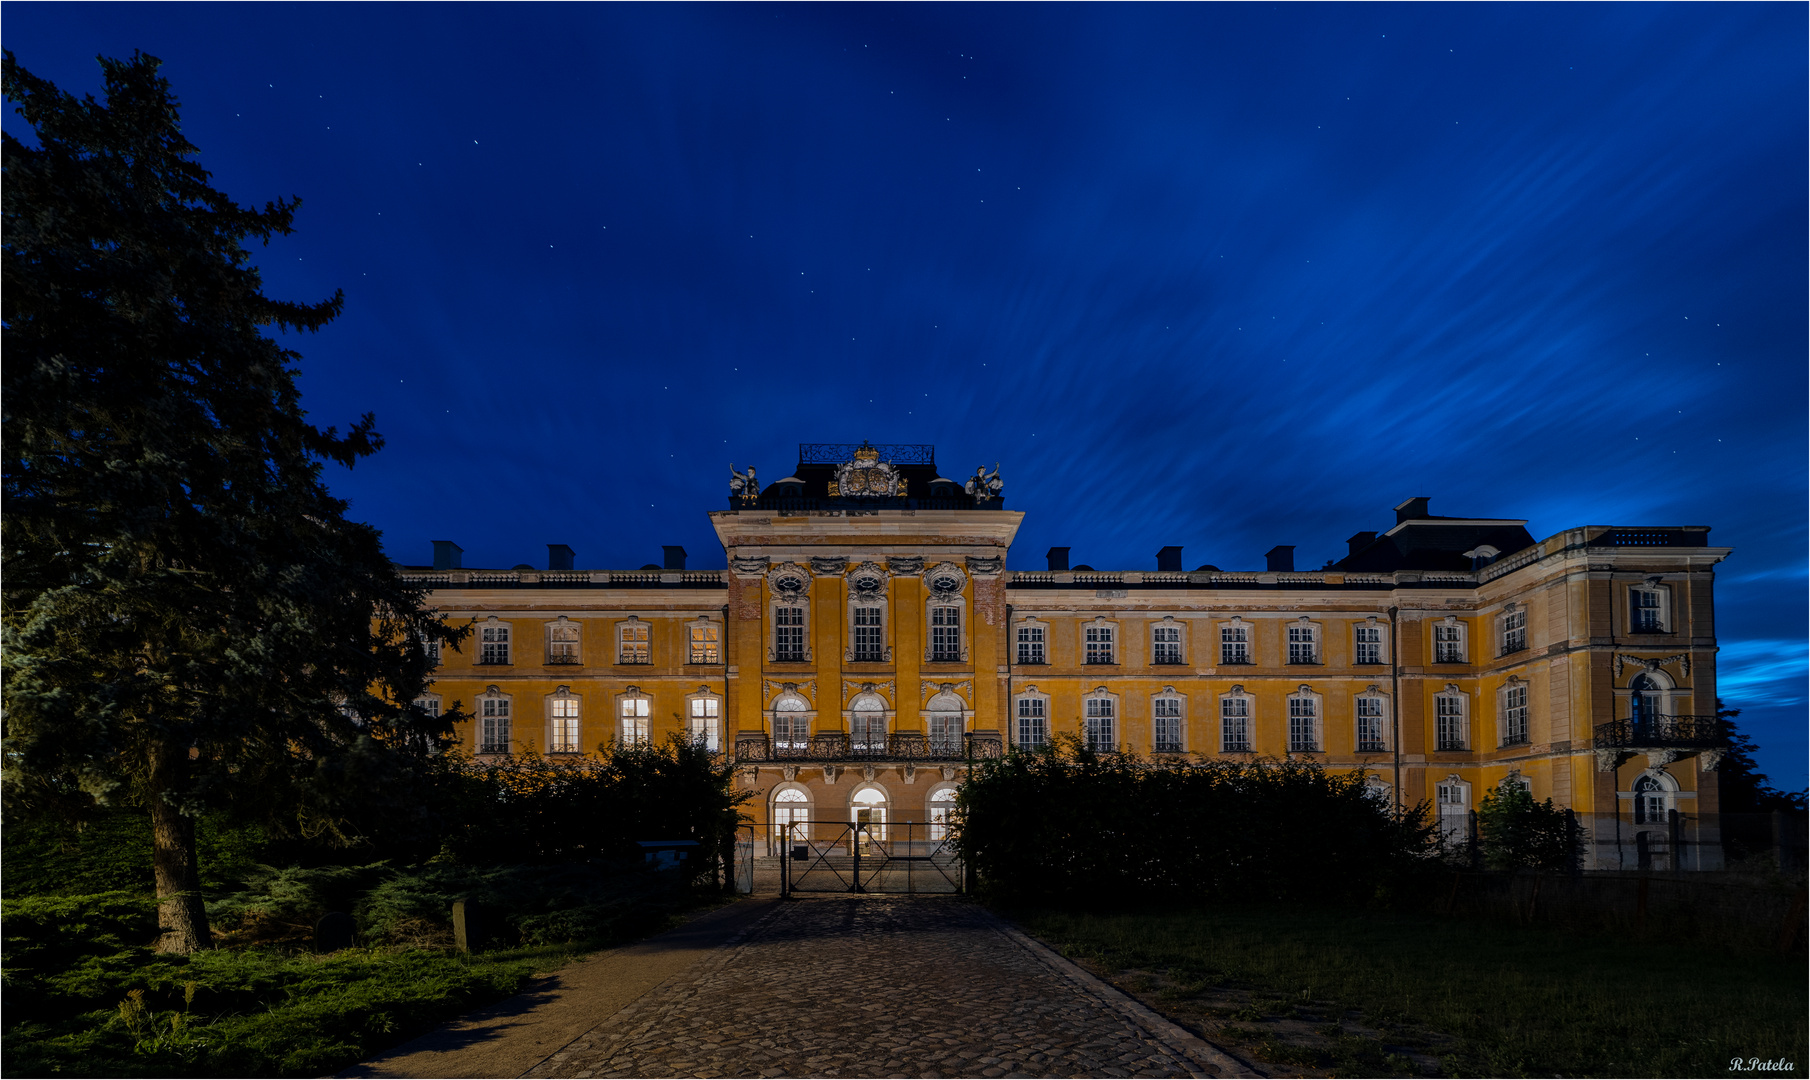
[
  {"left": 763, "top": 679, "right": 816, "bottom": 706},
  {"left": 888, "top": 555, "right": 924, "bottom": 576},
  {"left": 862, "top": 765, "right": 876, "bottom": 782},
  {"left": 1595, "top": 748, "right": 1633, "bottom": 773},
  {"left": 1698, "top": 748, "right": 1725, "bottom": 771},
  {"left": 741, "top": 765, "right": 761, "bottom": 782},
  {"left": 925, "top": 563, "right": 967, "bottom": 597},
  {"left": 1645, "top": 749, "right": 1681, "bottom": 769},
  {"left": 941, "top": 766, "right": 958, "bottom": 781},
  {"left": 782, "top": 765, "right": 798, "bottom": 782},
  {"left": 1614, "top": 653, "right": 1692, "bottom": 679},
  {"left": 965, "top": 555, "right": 1003, "bottom": 577},
  {"left": 810, "top": 556, "right": 847, "bottom": 577},
  {"left": 731, "top": 554, "right": 771, "bottom": 578},
  {"left": 843, "top": 679, "right": 895, "bottom": 705},
  {"left": 902, "top": 764, "right": 917, "bottom": 784},
  {"left": 822, "top": 765, "right": 840, "bottom": 784},
  {"left": 849, "top": 562, "right": 889, "bottom": 598},
  {"left": 921, "top": 679, "right": 973, "bottom": 704},
  {"left": 828, "top": 443, "right": 908, "bottom": 498},
  {"left": 768, "top": 563, "right": 811, "bottom": 594}
]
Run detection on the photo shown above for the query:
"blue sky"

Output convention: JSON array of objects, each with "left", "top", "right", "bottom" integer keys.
[{"left": 6, "top": 3, "right": 1804, "bottom": 787}]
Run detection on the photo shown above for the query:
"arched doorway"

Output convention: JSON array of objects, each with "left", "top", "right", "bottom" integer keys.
[
  {"left": 850, "top": 785, "right": 888, "bottom": 852},
  {"left": 773, "top": 786, "right": 810, "bottom": 856},
  {"left": 927, "top": 785, "right": 958, "bottom": 843},
  {"left": 1628, "top": 671, "right": 1672, "bottom": 738}
]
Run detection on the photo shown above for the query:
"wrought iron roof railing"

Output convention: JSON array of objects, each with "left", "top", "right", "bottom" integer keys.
[{"left": 798, "top": 443, "right": 935, "bottom": 465}]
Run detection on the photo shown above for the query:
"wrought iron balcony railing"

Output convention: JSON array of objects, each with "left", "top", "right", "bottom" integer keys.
[
  {"left": 734, "top": 731, "right": 1004, "bottom": 763},
  {"left": 1594, "top": 716, "right": 1723, "bottom": 749},
  {"left": 1357, "top": 740, "right": 1388, "bottom": 753}
]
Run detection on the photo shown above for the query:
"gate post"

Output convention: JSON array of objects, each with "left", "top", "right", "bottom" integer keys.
[{"left": 851, "top": 822, "right": 863, "bottom": 894}]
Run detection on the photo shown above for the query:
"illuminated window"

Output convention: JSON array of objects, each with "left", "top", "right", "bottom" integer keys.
[
  {"left": 547, "top": 618, "right": 580, "bottom": 664},
  {"left": 479, "top": 621, "right": 510, "bottom": 665},
  {"left": 1084, "top": 623, "right": 1115, "bottom": 665},
  {"left": 689, "top": 623, "right": 721, "bottom": 664},
  {"left": 618, "top": 621, "right": 650, "bottom": 664},
  {"left": 620, "top": 695, "right": 651, "bottom": 744},
  {"left": 928, "top": 787, "right": 959, "bottom": 841},
  {"left": 479, "top": 689, "right": 511, "bottom": 754},
  {"left": 689, "top": 696, "right": 720, "bottom": 751},
  {"left": 550, "top": 692, "right": 581, "bottom": 754},
  {"left": 774, "top": 692, "right": 809, "bottom": 751}
]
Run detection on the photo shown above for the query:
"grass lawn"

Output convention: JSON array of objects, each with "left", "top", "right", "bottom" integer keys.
[{"left": 1011, "top": 904, "right": 1807, "bottom": 1078}]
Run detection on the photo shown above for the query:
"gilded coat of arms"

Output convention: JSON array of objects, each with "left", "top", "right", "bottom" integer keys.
[{"left": 827, "top": 442, "right": 908, "bottom": 498}]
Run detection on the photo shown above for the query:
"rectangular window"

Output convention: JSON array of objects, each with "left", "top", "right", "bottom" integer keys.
[
  {"left": 620, "top": 697, "right": 650, "bottom": 744},
  {"left": 1152, "top": 626, "right": 1183, "bottom": 665},
  {"left": 1500, "top": 610, "right": 1527, "bottom": 656},
  {"left": 1354, "top": 625, "right": 1383, "bottom": 664},
  {"left": 774, "top": 607, "right": 805, "bottom": 662},
  {"left": 413, "top": 696, "right": 440, "bottom": 717},
  {"left": 1016, "top": 625, "right": 1046, "bottom": 665},
  {"left": 1356, "top": 697, "right": 1386, "bottom": 752},
  {"left": 1153, "top": 697, "right": 1183, "bottom": 752},
  {"left": 930, "top": 606, "right": 962, "bottom": 662},
  {"left": 928, "top": 712, "right": 962, "bottom": 755},
  {"left": 1084, "top": 697, "right": 1115, "bottom": 752},
  {"left": 1632, "top": 589, "right": 1665, "bottom": 632},
  {"left": 1084, "top": 625, "right": 1115, "bottom": 665},
  {"left": 1220, "top": 624, "right": 1251, "bottom": 664},
  {"left": 1288, "top": 697, "right": 1318, "bottom": 752},
  {"left": 689, "top": 698, "right": 720, "bottom": 751},
  {"left": 1502, "top": 685, "right": 1529, "bottom": 746},
  {"left": 480, "top": 697, "right": 511, "bottom": 754},
  {"left": 618, "top": 623, "right": 650, "bottom": 664},
  {"left": 1220, "top": 697, "right": 1251, "bottom": 752},
  {"left": 1016, "top": 697, "right": 1047, "bottom": 749},
  {"left": 1436, "top": 695, "right": 1466, "bottom": 750},
  {"left": 689, "top": 623, "right": 721, "bottom": 664},
  {"left": 1437, "top": 784, "right": 1469, "bottom": 846},
  {"left": 480, "top": 624, "right": 510, "bottom": 665},
  {"left": 1287, "top": 625, "right": 1318, "bottom": 664},
  {"left": 418, "top": 633, "right": 441, "bottom": 667},
  {"left": 1434, "top": 623, "right": 1465, "bottom": 663},
  {"left": 853, "top": 607, "right": 884, "bottom": 661},
  {"left": 774, "top": 711, "right": 808, "bottom": 751},
  {"left": 550, "top": 697, "right": 580, "bottom": 753},
  {"left": 548, "top": 623, "right": 580, "bottom": 664}
]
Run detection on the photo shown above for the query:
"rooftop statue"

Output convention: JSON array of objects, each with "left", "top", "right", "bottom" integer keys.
[
  {"left": 965, "top": 462, "right": 1003, "bottom": 504},
  {"left": 729, "top": 463, "right": 757, "bottom": 502}
]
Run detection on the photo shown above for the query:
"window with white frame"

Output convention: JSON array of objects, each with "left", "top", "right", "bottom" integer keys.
[
  {"left": 1084, "top": 622, "right": 1115, "bottom": 665},
  {"left": 1354, "top": 622, "right": 1384, "bottom": 665},
  {"left": 1631, "top": 583, "right": 1669, "bottom": 633},
  {"left": 1152, "top": 622, "right": 1184, "bottom": 665},
  {"left": 1287, "top": 621, "right": 1319, "bottom": 665},
  {"left": 1016, "top": 624, "right": 1046, "bottom": 664},
  {"left": 851, "top": 694, "right": 888, "bottom": 754},
  {"left": 412, "top": 693, "right": 441, "bottom": 719},
  {"left": 773, "top": 787, "right": 810, "bottom": 850},
  {"left": 1436, "top": 779, "right": 1470, "bottom": 847},
  {"left": 478, "top": 689, "right": 511, "bottom": 754},
  {"left": 549, "top": 689, "right": 581, "bottom": 754},
  {"left": 1434, "top": 618, "right": 1466, "bottom": 664},
  {"left": 1220, "top": 692, "right": 1252, "bottom": 752},
  {"left": 417, "top": 631, "right": 441, "bottom": 668},
  {"left": 1220, "top": 621, "right": 1251, "bottom": 664},
  {"left": 926, "top": 690, "right": 963, "bottom": 756},
  {"left": 619, "top": 693, "right": 651, "bottom": 744},
  {"left": 689, "top": 695, "right": 721, "bottom": 751},
  {"left": 1356, "top": 694, "right": 1386, "bottom": 752},
  {"left": 1501, "top": 682, "right": 1529, "bottom": 746},
  {"left": 479, "top": 620, "right": 511, "bottom": 665},
  {"left": 1436, "top": 688, "right": 1468, "bottom": 750},
  {"left": 1499, "top": 606, "right": 1527, "bottom": 656},
  {"left": 618, "top": 620, "right": 650, "bottom": 664},
  {"left": 547, "top": 618, "right": 580, "bottom": 665},
  {"left": 852, "top": 606, "right": 885, "bottom": 662},
  {"left": 1632, "top": 773, "right": 1670, "bottom": 825},
  {"left": 1288, "top": 690, "right": 1319, "bottom": 752},
  {"left": 928, "top": 787, "right": 958, "bottom": 841},
  {"left": 930, "top": 605, "right": 963, "bottom": 662},
  {"left": 689, "top": 622, "right": 721, "bottom": 664},
  {"left": 773, "top": 606, "right": 806, "bottom": 662},
  {"left": 1085, "top": 694, "right": 1116, "bottom": 752},
  {"left": 1016, "top": 693, "right": 1048, "bottom": 749},
  {"left": 773, "top": 692, "right": 809, "bottom": 750},
  {"left": 1153, "top": 694, "right": 1184, "bottom": 752}
]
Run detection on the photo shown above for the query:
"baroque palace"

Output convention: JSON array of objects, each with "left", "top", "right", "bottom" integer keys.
[{"left": 404, "top": 442, "right": 1732, "bottom": 872}]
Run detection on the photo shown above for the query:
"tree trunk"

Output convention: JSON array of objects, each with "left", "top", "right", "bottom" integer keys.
[{"left": 148, "top": 742, "right": 211, "bottom": 953}]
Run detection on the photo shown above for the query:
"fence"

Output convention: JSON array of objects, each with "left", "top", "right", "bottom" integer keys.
[
  {"left": 1435, "top": 809, "right": 1809, "bottom": 874},
  {"left": 749, "top": 819, "right": 965, "bottom": 895}
]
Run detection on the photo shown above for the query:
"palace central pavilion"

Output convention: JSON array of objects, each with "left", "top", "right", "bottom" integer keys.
[{"left": 404, "top": 441, "right": 1732, "bottom": 871}]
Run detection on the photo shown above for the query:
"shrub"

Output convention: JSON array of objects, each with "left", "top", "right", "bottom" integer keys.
[{"left": 1475, "top": 779, "right": 1581, "bottom": 871}]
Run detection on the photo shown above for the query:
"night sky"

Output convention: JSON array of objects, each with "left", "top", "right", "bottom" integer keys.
[{"left": 6, "top": 4, "right": 1804, "bottom": 787}]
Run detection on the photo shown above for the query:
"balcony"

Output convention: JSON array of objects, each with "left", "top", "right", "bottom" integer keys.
[
  {"left": 1594, "top": 716, "right": 1722, "bottom": 750},
  {"left": 545, "top": 654, "right": 581, "bottom": 666},
  {"left": 1357, "top": 740, "right": 1388, "bottom": 753},
  {"left": 734, "top": 731, "right": 1003, "bottom": 763}
]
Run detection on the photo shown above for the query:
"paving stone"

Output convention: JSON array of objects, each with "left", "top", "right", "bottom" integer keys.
[{"left": 528, "top": 897, "right": 1225, "bottom": 1079}]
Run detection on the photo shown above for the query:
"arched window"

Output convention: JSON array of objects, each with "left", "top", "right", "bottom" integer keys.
[
  {"left": 851, "top": 693, "right": 888, "bottom": 754},
  {"left": 926, "top": 690, "right": 964, "bottom": 756},
  {"left": 1629, "top": 672, "right": 1668, "bottom": 733},
  {"left": 851, "top": 786, "right": 888, "bottom": 842},
  {"left": 928, "top": 786, "right": 959, "bottom": 841},
  {"left": 1633, "top": 773, "right": 1669, "bottom": 825},
  {"left": 774, "top": 692, "right": 810, "bottom": 752},
  {"left": 773, "top": 787, "right": 810, "bottom": 853}
]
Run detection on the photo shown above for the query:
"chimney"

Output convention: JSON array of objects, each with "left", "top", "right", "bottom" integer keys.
[
  {"left": 1346, "top": 531, "right": 1377, "bottom": 558},
  {"left": 432, "top": 540, "right": 463, "bottom": 571},
  {"left": 1394, "top": 497, "right": 1431, "bottom": 524},
  {"left": 548, "top": 544, "right": 575, "bottom": 571},
  {"left": 1265, "top": 545, "right": 1296, "bottom": 572},
  {"left": 1046, "top": 547, "right": 1071, "bottom": 572},
  {"left": 1155, "top": 546, "right": 1183, "bottom": 572},
  {"left": 662, "top": 545, "right": 688, "bottom": 571}
]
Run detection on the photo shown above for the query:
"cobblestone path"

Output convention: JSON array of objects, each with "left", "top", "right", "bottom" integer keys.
[{"left": 527, "top": 897, "right": 1242, "bottom": 1079}]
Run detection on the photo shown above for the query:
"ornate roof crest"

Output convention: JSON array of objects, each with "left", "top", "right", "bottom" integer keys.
[{"left": 827, "top": 441, "right": 908, "bottom": 498}]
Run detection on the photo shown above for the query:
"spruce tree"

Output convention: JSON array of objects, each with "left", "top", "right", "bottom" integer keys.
[{"left": 2, "top": 51, "right": 464, "bottom": 952}]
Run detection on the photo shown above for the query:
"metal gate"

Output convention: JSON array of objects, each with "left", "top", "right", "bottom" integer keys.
[{"left": 775, "top": 819, "right": 965, "bottom": 895}]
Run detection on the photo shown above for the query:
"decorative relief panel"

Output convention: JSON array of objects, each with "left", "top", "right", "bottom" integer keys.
[
  {"left": 762, "top": 679, "right": 817, "bottom": 707},
  {"left": 843, "top": 679, "right": 896, "bottom": 705},
  {"left": 810, "top": 556, "right": 847, "bottom": 577},
  {"left": 887, "top": 555, "right": 924, "bottom": 576},
  {"left": 920, "top": 679, "right": 973, "bottom": 704},
  {"left": 965, "top": 555, "right": 1003, "bottom": 577},
  {"left": 730, "top": 554, "right": 770, "bottom": 578},
  {"left": 1613, "top": 653, "right": 1692, "bottom": 678}
]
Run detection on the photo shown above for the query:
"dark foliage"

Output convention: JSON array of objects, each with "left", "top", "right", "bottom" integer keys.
[
  {"left": 1714, "top": 700, "right": 1807, "bottom": 814},
  {"left": 954, "top": 738, "right": 1433, "bottom": 905},
  {"left": 1474, "top": 778, "right": 1581, "bottom": 872}
]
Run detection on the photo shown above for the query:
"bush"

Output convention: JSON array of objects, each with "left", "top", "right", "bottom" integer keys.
[
  {"left": 955, "top": 740, "right": 1433, "bottom": 905},
  {"left": 1475, "top": 778, "right": 1581, "bottom": 871}
]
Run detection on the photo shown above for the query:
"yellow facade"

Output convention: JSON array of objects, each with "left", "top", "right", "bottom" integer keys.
[{"left": 408, "top": 444, "right": 1731, "bottom": 871}]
